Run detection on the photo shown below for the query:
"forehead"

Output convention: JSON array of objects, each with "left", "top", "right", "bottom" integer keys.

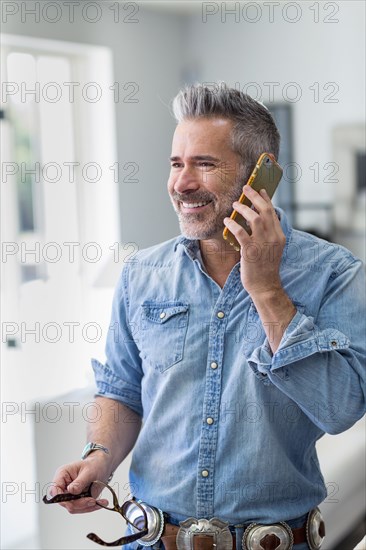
[{"left": 172, "top": 117, "right": 234, "bottom": 154}]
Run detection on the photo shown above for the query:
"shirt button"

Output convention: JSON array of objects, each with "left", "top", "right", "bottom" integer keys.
[
  {"left": 201, "top": 470, "right": 209, "bottom": 477},
  {"left": 159, "top": 312, "right": 166, "bottom": 319},
  {"left": 206, "top": 417, "right": 214, "bottom": 425},
  {"left": 217, "top": 311, "right": 225, "bottom": 319},
  {"left": 210, "top": 362, "right": 218, "bottom": 369},
  {"left": 330, "top": 340, "right": 337, "bottom": 347}
]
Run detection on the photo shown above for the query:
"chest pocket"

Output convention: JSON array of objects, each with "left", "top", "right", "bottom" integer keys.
[{"left": 140, "top": 301, "right": 189, "bottom": 372}]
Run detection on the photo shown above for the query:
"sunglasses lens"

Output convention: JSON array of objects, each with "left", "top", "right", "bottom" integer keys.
[
  {"left": 123, "top": 500, "right": 146, "bottom": 530},
  {"left": 90, "top": 481, "right": 115, "bottom": 510},
  {"left": 123, "top": 500, "right": 165, "bottom": 545}
]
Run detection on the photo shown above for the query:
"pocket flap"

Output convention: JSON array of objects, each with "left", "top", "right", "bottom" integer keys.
[{"left": 142, "top": 302, "right": 189, "bottom": 324}]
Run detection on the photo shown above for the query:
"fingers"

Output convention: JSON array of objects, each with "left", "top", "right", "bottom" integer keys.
[
  {"left": 232, "top": 201, "right": 259, "bottom": 229},
  {"left": 223, "top": 186, "right": 280, "bottom": 249},
  {"left": 241, "top": 185, "right": 273, "bottom": 217},
  {"left": 61, "top": 500, "right": 103, "bottom": 514},
  {"left": 49, "top": 462, "right": 100, "bottom": 514},
  {"left": 48, "top": 489, "right": 101, "bottom": 514},
  {"left": 244, "top": 185, "right": 272, "bottom": 210},
  {"left": 46, "top": 490, "right": 98, "bottom": 514},
  {"left": 55, "top": 462, "right": 96, "bottom": 494},
  {"left": 67, "top": 473, "right": 91, "bottom": 494},
  {"left": 50, "top": 469, "right": 72, "bottom": 495},
  {"left": 226, "top": 186, "right": 274, "bottom": 230},
  {"left": 223, "top": 215, "right": 251, "bottom": 246}
]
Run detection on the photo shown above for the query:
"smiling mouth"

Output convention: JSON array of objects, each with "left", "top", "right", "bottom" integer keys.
[{"left": 181, "top": 200, "right": 211, "bottom": 209}]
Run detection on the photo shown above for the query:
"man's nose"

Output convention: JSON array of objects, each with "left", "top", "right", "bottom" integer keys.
[{"left": 173, "top": 166, "right": 201, "bottom": 194}]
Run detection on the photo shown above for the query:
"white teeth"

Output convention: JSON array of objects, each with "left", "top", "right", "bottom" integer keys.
[{"left": 182, "top": 201, "right": 209, "bottom": 208}]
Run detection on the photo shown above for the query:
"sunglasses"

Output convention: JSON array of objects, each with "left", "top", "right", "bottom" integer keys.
[{"left": 43, "top": 480, "right": 148, "bottom": 546}]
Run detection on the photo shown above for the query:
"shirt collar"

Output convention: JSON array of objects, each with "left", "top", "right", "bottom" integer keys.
[{"left": 174, "top": 235, "right": 200, "bottom": 261}]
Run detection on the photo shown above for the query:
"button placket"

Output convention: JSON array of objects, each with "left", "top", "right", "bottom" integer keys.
[
  {"left": 197, "top": 314, "right": 226, "bottom": 517},
  {"left": 196, "top": 268, "right": 242, "bottom": 518}
]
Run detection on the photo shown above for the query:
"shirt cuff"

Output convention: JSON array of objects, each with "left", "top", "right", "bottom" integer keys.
[{"left": 247, "top": 311, "right": 351, "bottom": 375}]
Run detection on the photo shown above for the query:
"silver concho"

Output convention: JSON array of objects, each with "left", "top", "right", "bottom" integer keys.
[
  {"left": 242, "top": 522, "right": 294, "bottom": 550},
  {"left": 176, "top": 517, "right": 233, "bottom": 550},
  {"left": 306, "top": 508, "right": 325, "bottom": 550},
  {"left": 128, "top": 500, "right": 164, "bottom": 547}
]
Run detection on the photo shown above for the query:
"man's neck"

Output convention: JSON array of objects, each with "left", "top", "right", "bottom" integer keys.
[{"left": 199, "top": 237, "right": 240, "bottom": 288}]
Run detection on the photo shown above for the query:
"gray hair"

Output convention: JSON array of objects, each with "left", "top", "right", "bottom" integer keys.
[{"left": 172, "top": 82, "right": 280, "bottom": 180}]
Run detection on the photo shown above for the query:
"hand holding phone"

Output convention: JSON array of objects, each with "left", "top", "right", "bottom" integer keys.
[{"left": 222, "top": 153, "right": 283, "bottom": 250}]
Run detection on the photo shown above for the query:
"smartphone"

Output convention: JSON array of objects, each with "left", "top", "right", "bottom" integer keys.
[{"left": 222, "top": 152, "right": 283, "bottom": 251}]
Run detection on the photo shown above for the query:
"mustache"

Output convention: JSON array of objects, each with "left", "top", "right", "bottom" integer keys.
[{"left": 171, "top": 192, "right": 215, "bottom": 203}]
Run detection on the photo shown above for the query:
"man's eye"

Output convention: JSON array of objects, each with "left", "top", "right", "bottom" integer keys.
[
  {"left": 199, "top": 162, "right": 215, "bottom": 168},
  {"left": 171, "top": 163, "right": 182, "bottom": 168}
]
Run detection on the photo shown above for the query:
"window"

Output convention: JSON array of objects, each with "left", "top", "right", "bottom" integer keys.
[{"left": 1, "top": 35, "right": 119, "bottom": 549}]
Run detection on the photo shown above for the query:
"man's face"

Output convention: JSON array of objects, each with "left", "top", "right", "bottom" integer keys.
[{"left": 168, "top": 117, "right": 244, "bottom": 240}]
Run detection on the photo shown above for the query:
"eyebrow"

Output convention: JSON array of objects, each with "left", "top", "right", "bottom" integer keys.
[{"left": 169, "top": 155, "right": 221, "bottom": 162}]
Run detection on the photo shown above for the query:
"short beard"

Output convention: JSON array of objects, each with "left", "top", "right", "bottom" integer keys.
[{"left": 172, "top": 176, "right": 245, "bottom": 240}]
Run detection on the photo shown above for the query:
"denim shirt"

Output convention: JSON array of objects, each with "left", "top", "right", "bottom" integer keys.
[{"left": 92, "top": 208, "right": 365, "bottom": 527}]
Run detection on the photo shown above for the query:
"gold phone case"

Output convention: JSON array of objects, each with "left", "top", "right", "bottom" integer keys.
[{"left": 223, "top": 152, "right": 283, "bottom": 250}]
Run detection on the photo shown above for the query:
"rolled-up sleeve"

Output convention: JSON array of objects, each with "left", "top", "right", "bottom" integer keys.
[
  {"left": 247, "top": 257, "right": 366, "bottom": 434},
  {"left": 91, "top": 265, "right": 143, "bottom": 417},
  {"left": 248, "top": 311, "right": 351, "bottom": 373}
]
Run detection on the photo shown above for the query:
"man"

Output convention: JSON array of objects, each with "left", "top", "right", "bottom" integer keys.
[{"left": 51, "top": 84, "right": 365, "bottom": 550}]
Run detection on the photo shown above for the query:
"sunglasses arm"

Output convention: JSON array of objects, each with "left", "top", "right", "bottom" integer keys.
[{"left": 87, "top": 528, "right": 149, "bottom": 547}]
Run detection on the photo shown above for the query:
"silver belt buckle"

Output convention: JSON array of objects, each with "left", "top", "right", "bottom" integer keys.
[
  {"left": 127, "top": 500, "right": 164, "bottom": 547},
  {"left": 306, "top": 508, "right": 325, "bottom": 550},
  {"left": 242, "top": 522, "right": 294, "bottom": 550},
  {"left": 176, "top": 517, "right": 233, "bottom": 550}
]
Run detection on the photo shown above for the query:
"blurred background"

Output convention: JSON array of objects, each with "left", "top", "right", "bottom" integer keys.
[{"left": 1, "top": 1, "right": 365, "bottom": 549}]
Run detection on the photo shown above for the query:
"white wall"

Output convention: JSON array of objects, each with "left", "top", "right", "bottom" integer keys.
[
  {"left": 3, "top": 2, "right": 185, "bottom": 248},
  {"left": 183, "top": 1, "right": 366, "bottom": 230}
]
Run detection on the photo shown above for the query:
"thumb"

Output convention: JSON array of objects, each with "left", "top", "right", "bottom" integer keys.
[{"left": 67, "top": 474, "right": 91, "bottom": 495}]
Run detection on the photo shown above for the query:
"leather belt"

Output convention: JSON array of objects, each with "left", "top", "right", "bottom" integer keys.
[
  {"left": 162, "top": 522, "right": 236, "bottom": 549},
  {"left": 161, "top": 521, "right": 309, "bottom": 550},
  {"left": 125, "top": 499, "right": 325, "bottom": 550}
]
